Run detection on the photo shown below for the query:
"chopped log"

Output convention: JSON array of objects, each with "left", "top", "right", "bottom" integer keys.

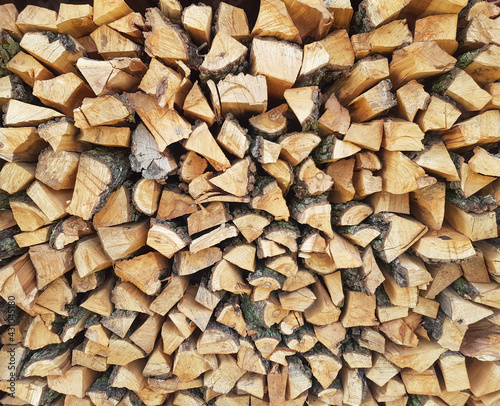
[
  {"left": 409, "top": 182, "right": 446, "bottom": 231},
  {"left": 0, "top": 127, "right": 46, "bottom": 163},
  {"left": 442, "top": 109, "right": 500, "bottom": 151},
  {"left": 184, "top": 122, "right": 230, "bottom": 171},
  {"left": 251, "top": 136, "right": 282, "bottom": 165},
  {"left": 66, "top": 147, "right": 130, "bottom": 220},
  {"left": 251, "top": 178, "right": 290, "bottom": 221},
  {"left": 365, "top": 190, "right": 407, "bottom": 215},
  {"left": 20, "top": 31, "right": 86, "bottom": 75},
  {"left": 0, "top": 74, "right": 32, "bottom": 108},
  {"left": 179, "top": 151, "right": 208, "bottom": 185},
  {"left": 291, "top": 194, "right": 333, "bottom": 237},
  {"left": 129, "top": 125, "right": 177, "bottom": 180},
  {"left": 36, "top": 277, "right": 74, "bottom": 317},
  {"left": 0, "top": 162, "right": 35, "bottom": 194},
  {"left": 115, "top": 251, "right": 166, "bottom": 295},
  {"left": 252, "top": 0, "right": 300, "bottom": 43},
  {"left": 217, "top": 73, "right": 268, "bottom": 118},
  {"left": 35, "top": 148, "right": 79, "bottom": 190},
  {"left": 250, "top": 37, "right": 303, "bottom": 99},
  {"left": 6, "top": 51, "right": 53, "bottom": 88},
  {"left": 210, "top": 157, "right": 252, "bottom": 197},
  {"left": 438, "top": 352, "right": 470, "bottom": 392},
  {"left": 138, "top": 57, "right": 187, "bottom": 109},
  {"left": 395, "top": 80, "right": 430, "bottom": 122},
  {"left": 158, "top": 0, "right": 181, "bottom": 23},
  {"left": 262, "top": 159, "right": 294, "bottom": 195},
  {"left": 460, "top": 14, "right": 500, "bottom": 50},
  {"left": 132, "top": 178, "right": 161, "bottom": 216},
  {"left": 14, "top": 224, "right": 53, "bottom": 248},
  {"left": 314, "top": 136, "right": 360, "bottom": 164},
  {"left": 125, "top": 91, "right": 192, "bottom": 152},
  {"left": 37, "top": 119, "right": 80, "bottom": 153},
  {"left": 215, "top": 115, "right": 249, "bottom": 159},
  {"left": 77, "top": 57, "right": 147, "bottom": 97},
  {"left": 293, "top": 158, "right": 334, "bottom": 199},
  {"left": 382, "top": 118, "right": 424, "bottom": 151},
  {"left": 438, "top": 288, "right": 493, "bottom": 325},
  {"left": 200, "top": 31, "right": 247, "bottom": 82},
  {"left": 415, "top": 14, "right": 458, "bottom": 54},
  {"left": 183, "top": 81, "right": 215, "bottom": 126},
  {"left": 389, "top": 41, "right": 456, "bottom": 89},
  {"left": 284, "top": 87, "right": 321, "bottom": 131},
  {"left": 351, "top": 19, "right": 412, "bottom": 59},
  {"left": 318, "top": 93, "right": 350, "bottom": 136},
  {"left": 182, "top": 4, "right": 212, "bottom": 46},
  {"left": 174, "top": 247, "right": 221, "bottom": 277},
  {"left": 33, "top": 73, "right": 94, "bottom": 117},
  {"left": 469, "top": 146, "right": 500, "bottom": 177},
  {"left": 157, "top": 187, "right": 198, "bottom": 221},
  {"left": 298, "top": 29, "right": 354, "bottom": 86},
  {"left": 214, "top": 2, "right": 250, "bottom": 42},
  {"left": 211, "top": 259, "right": 252, "bottom": 295},
  {"left": 23, "top": 315, "right": 61, "bottom": 349},
  {"left": 433, "top": 67, "right": 491, "bottom": 111},
  {"left": 4, "top": 100, "right": 64, "bottom": 127},
  {"left": 0, "top": 4, "right": 22, "bottom": 41},
  {"left": 330, "top": 202, "right": 371, "bottom": 226},
  {"left": 73, "top": 95, "right": 135, "bottom": 128},
  {"left": 343, "top": 121, "right": 384, "bottom": 153},
  {"left": 445, "top": 200, "right": 497, "bottom": 242},
  {"left": 97, "top": 220, "right": 149, "bottom": 261},
  {"left": 47, "top": 366, "right": 100, "bottom": 398},
  {"left": 341, "top": 366, "right": 364, "bottom": 406},
  {"left": 461, "top": 44, "right": 500, "bottom": 86},
  {"left": 144, "top": 7, "right": 201, "bottom": 68},
  {"left": 80, "top": 275, "right": 115, "bottom": 316},
  {"left": 467, "top": 358, "right": 500, "bottom": 397},
  {"left": 412, "top": 141, "right": 459, "bottom": 181},
  {"left": 328, "top": 55, "right": 389, "bottom": 105},
  {"left": 278, "top": 287, "right": 316, "bottom": 312},
  {"left": 190, "top": 223, "right": 238, "bottom": 254},
  {"left": 341, "top": 290, "right": 378, "bottom": 328},
  {"left": 21, "top": 343, "right": 71, "bottom": 378},
  {"left": 29, "top": 243, "right": 73, "bottom": 290},
  {"left": 422, "top": 262, "right": 463, "bottom": 300},
  {"left": 108, "top": 12, "right": 146, "bottom": 43},
  {"left": 93, "top": 0, "right": 132, "bottom": 25},
  {"left": 348, "top": 79, "right": 397, "bottom": 122},
  {"left": 56, "top": 4, "right": 97, "bottom": 38},
  {"left": 370, "top": 212, "right": 427, "bottom": 263},
  {"left": 74, "top": 235, "right": 111, "bottom": 278},
  {"left": 26, "top": 180, "right": 71, "bottom": 222},
  {"left": 279, "top": 132, "right": 321, "bottom": 166},
  {"left": 9, "top": 194, "right": 50, "bottom": 232},
  {"left": 198, "top": 321, "right": 240, "bottom": 354}
]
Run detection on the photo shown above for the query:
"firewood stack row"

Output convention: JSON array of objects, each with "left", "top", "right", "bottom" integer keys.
[{"left": 1, "top": 0, "right": 500, "bottom": 404}]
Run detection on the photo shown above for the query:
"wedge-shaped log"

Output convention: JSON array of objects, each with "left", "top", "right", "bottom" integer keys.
[
  {"left": 77, "top": 57, "right": 147, "bottom": 96},
  {"left": 413, "top": 226, "right": 475, "bottom": 263},
  {"left": 389, "top": 41, "right": 456, "bottom": 88},
  {"left": 144, "top": 7, "right": 201, "bottom": 68},
  {"left": 351, "top": 19, "right": 412, "bottom": 59},
  {"left": 20, "top": 31, "right": 86, "bottom": 74},
  {"left": 250, "top": 37, "right": 303, "bottom": 99},
  {"left": 252, "top": 0, "right": 300, "bottom": 43}
]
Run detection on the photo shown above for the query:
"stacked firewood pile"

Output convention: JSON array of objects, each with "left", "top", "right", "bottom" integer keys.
[{"left": 2, "top": 0, "right": 500, "bottom": 404}]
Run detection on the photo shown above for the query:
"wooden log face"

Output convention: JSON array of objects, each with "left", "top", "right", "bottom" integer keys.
[{"left": 3, "top": 1, "right": 500, "bottom": 403}]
